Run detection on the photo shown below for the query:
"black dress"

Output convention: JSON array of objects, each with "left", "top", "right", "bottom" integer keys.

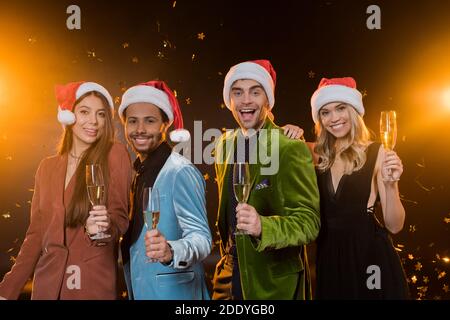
[{"left": 315, "top": 142, "right": 409, "bottom": 299}]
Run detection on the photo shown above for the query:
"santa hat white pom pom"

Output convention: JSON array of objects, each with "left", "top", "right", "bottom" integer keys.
[
  {"left": 170, "top": 129, "right": 190, "bottom": 142},
  {"left": 57, "top": 107, "right": 76, "bottom": 125}
]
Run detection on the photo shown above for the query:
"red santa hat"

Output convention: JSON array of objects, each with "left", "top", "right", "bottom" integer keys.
[
  {"left": 55, "top": 81, "right": 114, "bottom": 126},
  {"left": 118, "top": 80, "right": 190, "bottom": 142},
  {"left": 310, "top": 77, "right": 364, "bottom": 124},
  {"left": 223, "top": 59, "right": 276, "bottom": 110}
]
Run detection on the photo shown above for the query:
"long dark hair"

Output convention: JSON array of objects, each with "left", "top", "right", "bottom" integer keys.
[{"left": 57, "top": 91, "right": 114, "bottom": 227}]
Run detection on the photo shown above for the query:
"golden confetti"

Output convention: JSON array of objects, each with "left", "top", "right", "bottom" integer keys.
[
  {"left": 308, "top": 71, "right": 315, "bottom": 78},
  {"left": 2, "top": 212, "right": 11, "bottom": 219},
  {"left": 172, "top": 1, "right": 176, "bottom": 8},
  {"left": 402, "top": 135, "right": 407, "bottom": 142},
  {"left": 415, "top": 262, "right": 423, "bottom": 271},
  {"left": 443, "top": 284, "right": 449, "bottom": 293},
  {"left": 423, "top": 276, "right": 429, "bottom": 284},
  {"left": 15, "top": 203, "right": 21, "bottom": 208},
  {"left": 87, "top": 50, "right": 96, "bottom": 58},
  {"left": 443, "top": 257, "right": 450, "bottom": 263},
  {"left": 185, "top": 98, "right": 191, "bottom": 105},
  {"left": 361, "top": 89, "right": 368, "bottom": 98},
  {"left": 121, "top": 291, "right": 128, "bottom": 298},
  {"left": 218, "top": 72, "right": 223, "bottom": 76},
  {"left": 417, "top": 286, "right": 428, "bottom": 293},
  {"left": 220, "top": 103, "right": 226, "bottom": 109},
  {"left": 192, "top": 53, "right": 196, "bottom": 61},
  {"left": 132, "top": 57, "right": 139, "bottom": 63},
  {"left": 197, "top": 32, "right": 206, "bottom": 40},
  {"left": 122, "top": 42, "right": 129, "bottom": 48},
  {"left": 114, "top": 97, "right": 120, "bottom": 104},
  {"left": 10, "top": 256, "right": 16, "bottom": 263},
  {"left": 173, "top": 90, "right": 178, "bottom": 98},
  {"left": 409, "top": 225, "right": 416, "bottom": 232},
  {"left": 397, "top": 244, "right": 405, "bottom": 248},
  {"left": 438, "top": 271, "right": 446, "bottom": 279},
  {"left": 163, "top": 40, "right": 172, "bottom": 48},
  {"left": 6, "top": 248, "right": 14, "bottom": 253},
  {"left": 203, "top": 173, "right": 210, "bottom": 181},
  {"left": 411, "top": 275, "right": 417, "bottom": 284},
  {"left": 444, "top": 217, "right": 450, "bottom": 224},
  {"left": 221, "top": 127, "right": 227, "bottom": 132},
  {"left": 28, "top": 36, "right": 37, "bottom": 44},
  {"left": 157, "top": 51, "right": 165, "bottom": 59},
  {"left": 5, "top": 156, "right": 12, "bottom": 161},
  {"left": 408, "top": 254, "right": 414, "bottom": 260}
]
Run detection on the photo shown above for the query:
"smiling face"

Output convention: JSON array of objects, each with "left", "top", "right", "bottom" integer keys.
[
  {"left": 71, "top": 94, "right": 107, "bottom": 149},
  {"left": 319, "top": 102, "right": 353, "bottom": 139},
  {"left": 124, "top": 102, "right": 169, "bottom": 159},
  {"left": 229, "top": 79, "right": 270, "bottom": 132}
]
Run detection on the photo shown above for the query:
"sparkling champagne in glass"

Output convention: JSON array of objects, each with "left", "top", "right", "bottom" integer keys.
[
  {"left": 380, "top": 110, "right": 398, "bottom": 181},
  {"left": 143, "top": 187, "right": 160, "bottom": 262},
  {"left": 233, "top": 162, "right": 250, "bottom": 235},
  {"left": 86, "top": 164, "right": 110, "bottom": 239}
]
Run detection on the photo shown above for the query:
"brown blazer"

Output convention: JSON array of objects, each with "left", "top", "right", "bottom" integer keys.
[{"left": 0, "top": 143, "right": 132, "bottom": 300}]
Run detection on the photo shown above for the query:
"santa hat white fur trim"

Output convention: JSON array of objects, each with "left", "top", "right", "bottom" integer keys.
[
  {"left": 170, "top": 129, "right": 191, "bottom": 142},
  {"left": 310, "top": 84, "right": 364, "bottom": 124},
  {"left": 57, "top": 82, "right": 114, "bottom": 126},
  {"left": 77, "top": 82, "right": 114, "bottom": 109},
  {"left": 118, "top": 85, "right": 174, "bottom": 122},
  {"left": 223, "top": 62, "right": 275, "bottom": 110}
]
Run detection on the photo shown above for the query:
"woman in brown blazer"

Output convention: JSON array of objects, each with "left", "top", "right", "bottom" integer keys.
[{"left": 0, "top": 82, "right": 131, "bottom": 299}]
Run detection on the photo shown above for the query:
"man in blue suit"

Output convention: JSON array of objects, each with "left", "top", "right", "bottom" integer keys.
[{"left": 119, "top": 80, "right": 211, "bottom": 300}]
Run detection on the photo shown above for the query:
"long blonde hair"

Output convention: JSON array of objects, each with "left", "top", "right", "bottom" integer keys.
[
  {"left": 57, "top": 91, "right": 114, "bottom": 227},
  {"left": 314, "top": 105, "right": 372, "bottom": 174}
]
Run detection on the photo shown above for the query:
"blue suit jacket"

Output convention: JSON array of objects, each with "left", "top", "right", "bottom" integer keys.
[{"left": 124, "top": 152, "right": 212, "bottom": 300}]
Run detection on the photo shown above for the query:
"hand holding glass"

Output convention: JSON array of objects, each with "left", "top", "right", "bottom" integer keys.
[
  {"left": 233, "top": 162, "right": 250, "bottom": 235},
  {"left": 143, "top": 187, "right": 160, "bottom": 262},
  {"left": 86, "top": 164, "right": 110, "bottom": 239},
  {"left": 380, "top": 110, "right": 399, "bottom": 181}
]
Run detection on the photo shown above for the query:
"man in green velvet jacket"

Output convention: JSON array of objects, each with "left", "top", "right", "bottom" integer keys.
[{"left": 212, "top": 59, "right": 320, "bottom": 300}]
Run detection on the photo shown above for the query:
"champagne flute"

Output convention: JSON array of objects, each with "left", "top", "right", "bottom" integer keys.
[
  {"left": 233, "top": 162, "right": 251, "bottom": 236},
  {"left": 380, "top": 110, "right": 398, "bottom": 181},
  {"left": 86, "top": 164, "right": 110, "bottom": 239},
  {"left": 143, "top": 187, "right": 160, "bottom": 263}
]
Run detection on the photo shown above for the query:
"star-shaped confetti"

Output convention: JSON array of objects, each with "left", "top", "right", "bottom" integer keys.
[
  {"left": 2, "top": 212, "right": 11, "bottom": 219},
  {"left": 121, "top": 291, "right": 127, "bottom": 298},
  {"left": 361, "top": 89, "right": 368, "bottom": 98},
  {"left": 415, "top": 262, "right": 423, "bottom": 271},
  {"left": 443, "top": 284, "right": 449, "bottom": 293},
  {"left": 423, "top": 276, "right": 429, "bottom": 284},
  {"left": 157, "top": 51, "right": 165, "bottom": 59},
  {"left": 203, "top": 173, "right": 210, "bottom": 181},
  {"left": 5, "top": 156, "right": 12, "bottom": 161},
  {"left": 185, "top": 98, "right": 191, "bottom": 105},
  {"left": 197, "top": 32, "right": 206, "bottom": 40},
  {"left": 308, "top": 71, "right": 315, "bottom": 78},
  {"left": 411, "top": 275, "right": 417, "bottom": 284},
  {"left": 444, "top": 217, "right": 450, "bottom": 224},
  {"left": 114, "top": 97, "right": 120, "bottom": 104},
  {"left": 122, "top": 42, "right": 129, "bottom": 49},
  {"left": 409, "top": 225, "right": 416, "bottom": 232},
  {"left": 220, "top": 103, "right": 226, "bottom": 109},
  {"left": 132, "top": 57, "right": 139, "bottom": 63},
  {"left": 443, "top": 257, "right": 450, "bottom": 263},
  {"left": 438, "top": 271, "right": 446, "bottom": 279},
  {"left": 408, "top": 254, "right": 414, "bottom": 260}
]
